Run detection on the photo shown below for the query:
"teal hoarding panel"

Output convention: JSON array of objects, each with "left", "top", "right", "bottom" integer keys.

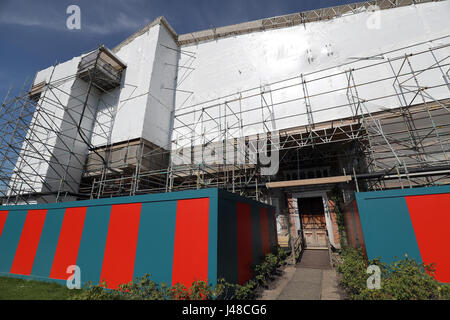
[
  {"left": 207, "top": 190, "right": 219, "bottom": 287},
  {"left": 356, "top": 194, "right": 422, "bottom": 264},
  {"left": 31, "top": 208, "right": 65, "bottom": 278},
  {"left": 0, "top": 210, "right": 28, "bottom": 273},
  {"left": 76, "top": 205, "right": 111, "bottom": 286},
  {"left": 133, "top": 201, "right": 177, "bottom": 285}
]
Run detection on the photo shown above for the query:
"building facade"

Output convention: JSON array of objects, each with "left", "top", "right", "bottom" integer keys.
[{"left": 1, "top": 0, "right": 449, "bottom": 249}]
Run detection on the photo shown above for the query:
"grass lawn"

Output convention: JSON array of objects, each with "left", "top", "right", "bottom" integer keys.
[{"left": 0, "top": 276, "right": 81, "bottom": 300}]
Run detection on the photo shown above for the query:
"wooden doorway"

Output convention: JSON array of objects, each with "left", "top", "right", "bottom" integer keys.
[{"left": 299, "top": 197, "right": 328, "bottom": 249}]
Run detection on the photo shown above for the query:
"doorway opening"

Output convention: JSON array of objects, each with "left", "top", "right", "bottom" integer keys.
[{"left": 298, "top": 197, "right": 328, "bottom": 249}]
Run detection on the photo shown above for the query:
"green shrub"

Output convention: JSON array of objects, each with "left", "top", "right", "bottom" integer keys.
[
  {"left": 214, "top": 278, "right": 237, "bottom": 300},
  {"left": 169, "top": 283, "right": 191, "bottom": 300},
  {"left": 337, "top": 248, "right": 450, "bottom": 300},
  {"left": 438, "top": 283, "right": 450, "bottom": 300},
  {"left": 185, "top": 280, "right": 214, "bottom": 300},
  {"left": 74, "top": 247, "right": 288, "bottom": 301},
  {"left": 235, "top": 280, "right": 257, "bottom": 300},
  {"left": 73, "top": 275, "right": 214, "bottom": 300},
  {"left": 71, "top": 281, "right": 124, "bottom": 300},
  {"left": 117, "top": 274, "right": 169, "bottom": 300},
  {"left": 254, "top": 254, "right": 278, "bottom": 286},
  {"left": 215, "top": 246, "right": 289, "bottom": 300},
  {"left": 336, "top": 248, "right": 376, "bottom": 297},
  {"left": 276, "top": 246, "right": 288, "bottom": 264},
  {"left": 214, "top": 278, "right": 258, "bottom": 300}
]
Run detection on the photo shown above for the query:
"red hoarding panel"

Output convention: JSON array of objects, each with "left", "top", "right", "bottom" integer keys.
[
  {"left": 100, "top": 203, "right": 141, "bottom": 289},
  {"left": 10, "top": 210, "right": 47, "bottom": 275},
  {"left": 237, "top": 202, "right": 252, "bottom": 285},
  {"left": 0, "top": 211, "right": 8, "bottom": 238},
  {"left": 260, "top": 208, "right": 270, "bottom": 255},
  {"left": 406, "top": 194, "right": 450, "bottom": 283},
  {"left": 172, "top": 198, "right": 210, "bottom": 287},
  {"left": 50, "top": 207, "right": 86, "bottom": 280}
]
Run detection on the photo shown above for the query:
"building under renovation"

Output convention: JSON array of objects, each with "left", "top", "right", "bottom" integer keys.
[{"left": 1, "top": 0, "right": 450, "bottom": 250}]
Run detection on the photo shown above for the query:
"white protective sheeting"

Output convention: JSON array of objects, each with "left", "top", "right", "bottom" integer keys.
[
  {"left": 172, "top": 1, "right": 450, "bottom": 148},
  {"left": 13, "top": 57, "right": 101, "bottom": 195},
  {"left": 24, "top": 1, "right": 450, "bottom": 188}
]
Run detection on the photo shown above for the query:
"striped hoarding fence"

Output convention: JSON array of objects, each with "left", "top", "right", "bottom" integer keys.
[
  {"left": 355, "top": 185, "right": 450, "bottom": 283},
  {"left": 0, "top": 188, "right": 277, "bottom": 289}
]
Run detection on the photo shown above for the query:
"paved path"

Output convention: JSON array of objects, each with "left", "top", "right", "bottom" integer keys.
[{"left": 260, "top": 249, "right": 343, "bottom": 300}]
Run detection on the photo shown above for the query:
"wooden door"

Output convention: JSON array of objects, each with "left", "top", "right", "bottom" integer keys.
[
  {"left": 299, "top": 197, "right": 328, "bottom": 249},
  {"left": 303, "top": 229, "right": 327, "bottom": 248}
]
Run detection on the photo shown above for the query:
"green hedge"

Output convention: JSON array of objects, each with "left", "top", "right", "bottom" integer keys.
[
  {"left": 73, "top": 246, "right": 289, "bottom": 300},
  {"left": 72, "top": 276, "right": 215, "bottom": 300},
  {"left": 215, "top": 247, "right": 288, "bottom": 300},
  {"left": 336, "top": 248, "right": 450, "bottom": 300}
]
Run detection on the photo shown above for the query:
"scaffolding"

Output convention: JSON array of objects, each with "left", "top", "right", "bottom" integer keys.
[
  {"left": 0, "top": 46, "right": 125, "bottom": 204},
  {"left": 168, "top": 36, "right": 450, "bottom": 195},
  {"left": 85, "top": 36, "right": 450, "bottom": 201},
  {"left": 1, "top": 34, "right": 449, "bottom": 204}
]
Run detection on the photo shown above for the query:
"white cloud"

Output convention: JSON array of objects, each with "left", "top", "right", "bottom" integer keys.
[
  {"left": 0, "top": 5, "right": 63, "bottom": 30},
  {"left": 84, "top": 12, "right": 151, "bottom": 35},
  {"left": 0, "top": 1, "right": 152, "bottom": 35},
  {"left": 0, "top": 17, "right": 56, "bottom": 29}
]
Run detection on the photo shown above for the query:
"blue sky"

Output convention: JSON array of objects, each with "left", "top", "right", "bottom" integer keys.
[{"left": 0, "top": 0, "right": 357, "bottom": 99}]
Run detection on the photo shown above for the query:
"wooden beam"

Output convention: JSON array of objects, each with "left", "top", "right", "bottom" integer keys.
[
  {"left": 266, "top": 175, "right": 352, "bottom": 188},
  {"left": 29, "top": 81, "right": 46, "bottom": 96}
]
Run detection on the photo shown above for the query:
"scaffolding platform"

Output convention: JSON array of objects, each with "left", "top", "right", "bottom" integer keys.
[{"left": 77, "top": 46, "right": 126, "bottom": 91}]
